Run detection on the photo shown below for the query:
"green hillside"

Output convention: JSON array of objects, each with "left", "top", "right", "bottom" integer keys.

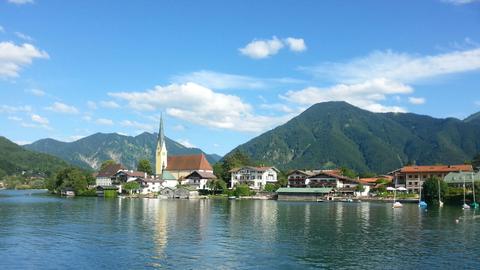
[
  {"left": 24, "top": 132, "right": 221, "bottom": 171},
  {"left": 226, "top": 102, "right": 480, "bottom": 174},
  {"left": 0, "top": 136, "right": 69, "bottom": 178}
]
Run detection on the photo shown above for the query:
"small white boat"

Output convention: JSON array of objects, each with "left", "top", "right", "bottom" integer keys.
[
  {"left": 316, "top": 199, "right": 325, "bottom": 202},
  {"left": 439, "top": 201, "right": 444, "bottom": 207},
  {"left": 393, "top": 201, "right": 403, "bottom": 208},
  {"left": 228, "top": 196, "right": 236, "bottom": 200},
  {"left": 462, "top": 203, "right": 471, "bottom": 210}
]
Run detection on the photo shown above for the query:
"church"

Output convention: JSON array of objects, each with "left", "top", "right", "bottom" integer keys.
[{"left": 155, "top": 115, "right": 214, "bottom": 188}]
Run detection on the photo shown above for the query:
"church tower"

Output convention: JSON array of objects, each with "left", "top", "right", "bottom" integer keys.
[{"left": 155, "top": 114, "right": 168, "bottom": 176}]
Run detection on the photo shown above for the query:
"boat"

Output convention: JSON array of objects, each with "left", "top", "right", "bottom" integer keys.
[
  {"left": 462, "top": 173, "right": 469, "bottom": 210},
  {"left": 316, "top": 199, "right": 325, "bottom": 202},
  {"left": 470, "top": 172, "right": 478, "bottom": 209},
  {"left": 228, "top": 196, "right": 236, "bottom": 200},
  {"left": 393, "top": 201, "right": 403, "bottom": 208},
  {"left": 418, "top": 180, "right": 427, "bottom": 208},
  {"left": 392, "top": 180, "right": 402, "bottom": 208},
  {"left": 437, "top": 178, "right": 444, "bottom": 208}
]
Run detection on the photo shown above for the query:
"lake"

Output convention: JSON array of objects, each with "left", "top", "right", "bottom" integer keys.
[{"left": 0, "top": 190, "right": 479, "bottom": 269}]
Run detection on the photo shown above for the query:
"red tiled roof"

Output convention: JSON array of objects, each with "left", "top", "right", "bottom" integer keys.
[
  {"left": 400, "top": 165, "right": 473, "bottom": 173},
  {"left": 97, "top": 164, "right": 125, "bottom": 178},
  {"left": 166, "top": 154, "right": 213, "bottom": 171}
]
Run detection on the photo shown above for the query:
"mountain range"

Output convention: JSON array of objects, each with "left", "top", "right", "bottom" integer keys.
[
  {"left": 226, "top": 101, "right": 480, "bottom": 174},
  {"left": 24, "top": 132, "right": 221, "bottom": 171}
]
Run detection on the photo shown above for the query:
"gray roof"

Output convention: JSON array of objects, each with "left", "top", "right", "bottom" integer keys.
[{"left": 444, "top": 172, "right": 480, "bottom": 184}]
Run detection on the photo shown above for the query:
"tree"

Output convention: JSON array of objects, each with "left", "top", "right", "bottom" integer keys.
[
  {"left": 340, "top": 167, "right": 358, "bottom": 179},
  {"left": 355, "top": 183, "right": 365, "bottom": 194},
  {"left": 422, "top": 177, "right": 448, "bottom": 204},
  {"left": 217, "top": 150, "right": 255, "bottom": 183},
  {"left": 123, "top": 181, "right": 140, "bottom": 195},
  {"left": 54, "top": 167, "right": 89, "bottom": 193},
  {"left": 207, "top": 179, "right": 227, "bottom": 194},
  {"left": 100, "top": 160, "right": 116, "bottom": 171},
  {"left": 137, "top": 159, "right": 153, "bottom": 175},
  {"left": 277, "top": 170, "right": 288, "bottom": 187},
  {"left": 264, "top": 183, "right": 279, "bottom": 192},
  {"left": 234, "top": 184, "right": 252, "bottom": 197}
]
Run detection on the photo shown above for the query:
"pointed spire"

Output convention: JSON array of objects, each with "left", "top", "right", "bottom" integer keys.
[{"left": 158, "top": 113, "right": 165, "bottom": 146}]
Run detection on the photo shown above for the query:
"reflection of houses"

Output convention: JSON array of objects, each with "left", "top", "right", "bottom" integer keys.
[
  {"left": 230, "top": 166, "right": 279, "bottom": 189},
  {"left": 182, "top": 171, "right": 217, "bottom": 190},
  {"left": 444, "top": 172, "right": 480, "bottom": 188},
  {"left": 277, "top": 187, "right": 333, "bottom": 201},
  {"left": 390, "top": 165, "right": 473, "bottom": 193}
]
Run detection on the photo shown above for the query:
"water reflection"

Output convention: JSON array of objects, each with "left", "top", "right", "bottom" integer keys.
[{"left": 1, "top": 191, "right": 480, "bottom": 269}]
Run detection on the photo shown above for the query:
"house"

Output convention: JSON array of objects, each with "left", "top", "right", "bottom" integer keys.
[
  {"left": 161, "top": 170, "right": 179, "bottom": 189},
  {"left": 135, "top": 178, "right": 163, "bottom": 194},
  {"left": 230, "top": 166, "right": 279, "bottom": 190},
  {"left": 159, "top": 187, "right": 176, "bottom": 199},
  {"left": 287, "top": 169, "right": 341, "bottom": 187},
  {"left": 307, "top": 171, "right": 361, "bottom": 196},
  {"left": 276, "top": 187, "right": 333, "bottom": 201},
  {"left": 182, "top": 170, "right": 217, "bottom": 190},
  {"left": 390, "top": 164, "right": 474, "bottom": 193},
  {"left": 444, "top": 172, "right": 480, "bottom": 188},
  {"left": 174, "top": 186, "right": 199, "bottom": 199},
  {"left": 95, "top": 163, "right": 125, "bottom": 187},
  {"left": 114, "top": 170, "right": 149, "bottom": 183}
]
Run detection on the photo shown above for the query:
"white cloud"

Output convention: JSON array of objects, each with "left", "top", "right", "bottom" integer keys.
[
  {"left": 408, "top": 97, "right": 426, "bottom": 105},
  {"left": 100, "top": 100, "right": 120, "bottom": 109},
  {"left": 284, "top": 37, "right": 307, "bottom": 52},
  {"left": 7, "top": 116, "right": 22, "bottom": 121},
  {"left": 0, "top": 42, "right": 49, "bottom": 78},
  {"left": 304, "top": 48, "right": 480, "bottom": 84},
  {"left": 172, "top": 70, "right": 304, "bottom": 90},
  {"left": 0, "top": 26, "right": 5, "bottom": 33},
  {"left": 31, "top": 113, "right": 49, "bottom": 125},
  {"left": 110, "top": 82, "right": 292, "bottom": 132},
  {"left": 65, "top": 135, "right": 86, "bottom": 142},
  {"left": 86, "top": 101, "right": 97, "bottom": 110},
  {"left": 45, "top": 102, "right": 79, "bottom": 114},
  {"left": 82, "top": 115, "right": 92, "bottom": 122},
  {"left": 260, "top": 103, "right": 295, "bottom": 113},
  {"left": 239, "top": 36, "right": 284, "bottom": 59},
  {"left": 95, "top": 118, "right": 114, "bottom": 126},
  {"left": 7, "top": 0, "right": 34, "bottom": 4},
  {"left": 173, "top": 124, "right": 186, "bottom": 131},
  {"left": 25, "top": 88, "right": 45, "bottom": 96},
  {"left": 177, "top": 139, "right": 196, "bottom": 148},
  {"left": 0, "top": 104, "right": 32, "bottom": 113},
  {"left": 13, "top": 140, "right": 31, "bottom": 145},
  {"left": 14, "top": 32, "right": 34, "bottom": 42},
  {"left": 281, "top": 78, "right": 412, "bottom": 113},
  {"left": 442, "top": 0, "right": 479, "bottom": 5},
  {"left": 119, "top": 120, "right": 153, "bottom": 131}
]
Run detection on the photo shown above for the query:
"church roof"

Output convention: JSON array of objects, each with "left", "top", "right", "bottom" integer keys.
[{"left": 166, "top": 154, "right": 213, "bottom": 171}]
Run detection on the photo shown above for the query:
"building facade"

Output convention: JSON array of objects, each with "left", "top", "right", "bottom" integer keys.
[
  {"left": 391, "top": 164, "right": 474, "bottom": 193},
  {"left": 230, "top": 166, "right": 279, "bottom": 190}
]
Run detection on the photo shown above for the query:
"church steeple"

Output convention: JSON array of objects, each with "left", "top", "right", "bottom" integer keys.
[{"left": 155, "top": 114, "right": 167, "bottom": 176}]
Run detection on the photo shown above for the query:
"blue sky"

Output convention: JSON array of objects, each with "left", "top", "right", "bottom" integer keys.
[{"left": 1, "top": 0, "right": 480, "bottom": 156}]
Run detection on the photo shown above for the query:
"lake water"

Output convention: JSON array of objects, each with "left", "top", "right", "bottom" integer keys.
[{"left": 0, "top": 190, "right": 479, "bottom": 269}]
